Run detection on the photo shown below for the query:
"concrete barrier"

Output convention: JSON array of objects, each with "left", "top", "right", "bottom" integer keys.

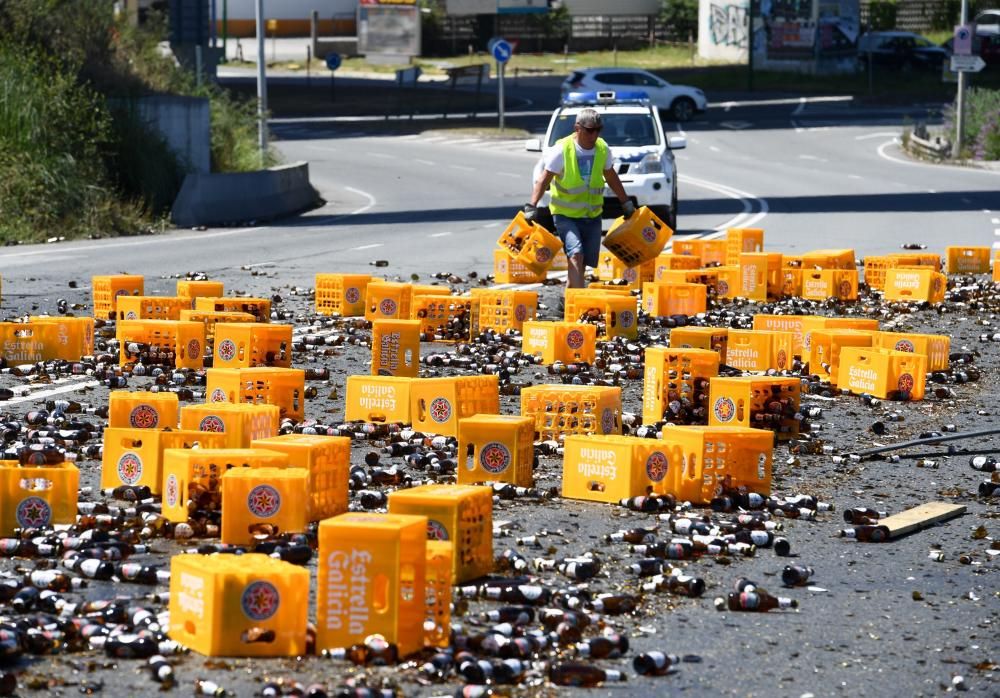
[{"left": 170, "top": 162, "right": 320, "bottom": 228}]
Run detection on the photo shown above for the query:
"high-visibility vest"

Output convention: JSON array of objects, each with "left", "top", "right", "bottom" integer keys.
[{"left": 549, "top": 136, "right": 608, "bottom": 219}]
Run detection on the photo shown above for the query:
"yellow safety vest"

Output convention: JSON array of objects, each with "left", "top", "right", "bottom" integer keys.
[{"left": 549, "top": 136, "right": 609, "bottom": 219}]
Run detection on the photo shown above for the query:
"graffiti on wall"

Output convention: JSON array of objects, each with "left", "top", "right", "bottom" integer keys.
[{"left": 709, "top": 3, "right": 748, "bottom": 48}]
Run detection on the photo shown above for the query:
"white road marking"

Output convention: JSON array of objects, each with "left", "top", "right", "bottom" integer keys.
[
  {"left": 5, "top": 379, "right": 101, "bottom": 404},
  {"left": 344, "top": 186, "right": 377, "bottom": 215},
  {"left": 995, "top": 228, "right": 1000, "bottom": 236},
  {"left": 429, "top": 232, "right": 453, "bottom": 238},
  {"left": 415, "top": 159, "right": 435, "bottom": 166},
  {"left": 243, "top": 262, "right": 275, "bottom": 268},
  {"left": 366, "top": 152, "right": 392, "bottom": 159},
  {"left": 482, "top": 222, "right": 502, "bottom": 228},
  {"left": 855, "top": 132, "right": 900, "bottom": 140},
  {"left": 449, "top": 165, "right": 475, "bottom": 171},
  {"left": 353, "top": 243, "right": 383, "bottom": 250},
  {"left": 792, "top": 119, "right": 802, "bottom": 132},
  {"left": 992, "top": 218, "right": 999, "bottom": 224},
  {"left": 994, "top": 241, "right": 1000, "bottom": 249},
  {"left": 679, "top": 174, "right": 769, "bottom": 231},
  {"left": 799, "top": 154, "right": 828, "bottom": 162},
  {"left": 876, "top": 139, "right": 1000, "bottom": 174},
  {"left": 848, "top": 174, "right": 863, "bottom": 179},
  {"left": 709, "top": 146, "right": 720, "bottom": 153},
  {"left": 498, "top": 172, "right": 521, "bottom": 178},
  {"left": 793, "top": 97, "right": 807, "bottom": 115}
]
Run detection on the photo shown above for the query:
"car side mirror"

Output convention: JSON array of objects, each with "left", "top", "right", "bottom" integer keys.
[
  {"left": 667, "top": 135, "right": 687, "bottom": 150},
  {"left": 525, "top": 138, "right": 542, "bottom": 152}
]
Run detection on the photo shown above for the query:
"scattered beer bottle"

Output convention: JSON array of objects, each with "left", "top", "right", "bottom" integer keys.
[
  {"left": 633, "top": 651, "right": 678, "bottom": 676},
  {"left": 716, "top": 590, "right": 798, "bottom": 612},
  {"left": 839, "top": 524, "right": 890, "bottom": 542},
  {"left": 781, "top": 564, "right": 814, "bottom": 587},
  {"left": 548, "top": 662, "right": 626, "bottom": 687},
  {"left": 842, "top": 507, "right": 887, "bottom": 524},
  {"left": 148, "top": 654, "right": 175, "bottom": 687},
  {"left": 574, "top": 632, "right": 628, "bottom": 659}
]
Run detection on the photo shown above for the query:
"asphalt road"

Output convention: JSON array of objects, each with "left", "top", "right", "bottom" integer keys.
[{"left": 0, "top": 85, "right": 997, "bottom": 697}]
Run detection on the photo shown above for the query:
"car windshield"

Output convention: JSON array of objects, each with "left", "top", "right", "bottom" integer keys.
[{"left": 547, "top": 113, "right": 660, "bottom": 148}]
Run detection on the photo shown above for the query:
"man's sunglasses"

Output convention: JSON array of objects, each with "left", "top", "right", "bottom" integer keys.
[{"left": 578, "top": 125, "right": 601, "bottom": 133}]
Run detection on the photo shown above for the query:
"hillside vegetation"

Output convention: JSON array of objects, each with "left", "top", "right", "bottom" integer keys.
[{"left": 0, "top": 1, "right": 271, "bottom": 244}]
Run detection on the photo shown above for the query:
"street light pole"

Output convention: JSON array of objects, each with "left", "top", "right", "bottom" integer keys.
[
  {"left": 747, "top": 0, "right": 755, "bottom": 91},
  {"left": 952, "top": 0, "right": 968, "bottom": 159},
  {"left": 255, "top": 0, "right": 268, "bottom": 165}
]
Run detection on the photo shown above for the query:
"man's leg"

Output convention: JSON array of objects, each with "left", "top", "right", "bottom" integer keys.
[
  {"left": 567, "top": 253, "right": 586, "bottom": 289},
  {"left": 554, "top": 215, "right": 587, "bottom": 289}
]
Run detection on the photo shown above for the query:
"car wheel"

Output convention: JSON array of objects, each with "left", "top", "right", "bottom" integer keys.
[
  {"left": 535, "top": 205, "right": 555, "bottom": 233},
  {"left": 670, "top": 97, "right": 696, "bottom": 122}
]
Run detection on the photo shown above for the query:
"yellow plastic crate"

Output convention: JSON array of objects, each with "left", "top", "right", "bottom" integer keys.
[
  {"left": 809, "top": 329, "right": 875, "bottom": 384},
  {"left": 161, "top": 447, "right": 290, "bottom": 523},
  {"left": 738, "top": 252, "right": 783, "bottom": 300},
  {"left": 317, "top": 513, "right": 428, "bottom": 657},
  {"left": 456, "top": 415, "right": 534, "bottom": 488},
  {"left": 725, "top": 329, "right": 795, "bottom": 372},
  {"left": 604, "top": 206, "right": 672, "bottom": 266},
  {"left": 221, "top": 467, "right": 310, "bottom": 545},
  {"left": 643, "top": 347, "right": 719, "bottom": 425},
  {"left": 714, "top": 265, "right": 741, "bottom": 299},
  {"left": 522, "top": 321, "right": 597, "bottom": 364},
  {"left": 92, "top": 274, "right": 143, "bottom": 320},
  {"left": 708, "top": 376, "right": 801, "bottom": 440},
  {"left": 371, "top": 319, "right": 420, "bottom": 377},
  {"left": 116, "top": 295, "right": 192, "bottom": 322},
  {"left": 563, "top": 290, "right": 637, "bottom": 339},
  {"left": 169, "top": 553, "right": 308, "bottom": 657},
  {"left": 779, "top": 267, "right": 802, "bottom": 298},
  {"left": 493, "top": 249, "right": 546, "bottom": 284},
  {"left": 655, "top": 269, "right": 721, "bottom": 295},
  {"left": 388, "top": 484, "right": 493, "bottom": 584},
  {"left": 994, "top": 253, "right": 1000, "bottom": 283},
  {"left": 345, "top": 375, "right": 413, "bottom": 424},
  {"left": 469, "top": 289, "right": 538, "bottom": 332},
  {"left": 213, "top": 323, "right": 293, "bottom": 369},
  {"left": 673, "top": 238, "right": 727, "bottom": 267},
  {"left": 596, "top": 252, "right": 655, "bottom": 288},
  {"left": 837, "top": 347, "right": 927, "bottom": 400},
  {"left": 864, "top": 253, "right": 941, "bottom": 290},
  {"left": 117, "top": 320, "right": 205, "bottom": 370},
  {"left": 799, "top": 316, "right": 880, "bottom": 356},
  {"left": 872, "top": 331, "right": 950, "bottom": 372},
  {"left": 657, "top": 425, "right": 773, "bottom": 504},
  {"left": 800, "top": 249, "right": 856, "bottom": 270},
  {"left": 752, "top": 315, "right": 810, "bottom": 358},
  {"left": 424, "top": 541, "right": 453, "bottom": 648},
  {"left": 520, "top": 384, "right": 622, "bottom": 441},
  {"left": 178, "top": 309, "right": 257, "bottom": 349},
  {"left": 883, "top": 268, "right": 947, "bottom": 304},
  {"left": 0, "top": 460, "right": 79, "bottom": 536},
  {"left": 0, "top": 317, "right": 94, "bottom": 363},
  {"left": 561, "top": 434, "right": 672, "bottom": 504},
  {"left": 496, "top": 211, "right": 563, "bottom": 275},
  {"left": 642, "top": 282, "right": 707, "bottom": 317},
  {"left": 669, "top": 326, "right": 728, "bottom": 364},
  {"left": 206, "top": 367, "right": 307, "bottom": 421},
  {"left": 410, "top": 375, "right": 500, "bottom": 437},
  {"left": 179, "top": 403, "right": 280, "bottom": 449},
  {"left": 251, "top": 434, "right": 350, "bottom": 521},
  {"left": 315, "top": 273, "right": 372, "bottom": 317},
  {"left": 193, "top": 296, "right": 271, "bottom": 323},
  {"left": 176, "top": 280, "right": 224, "bottom": 299},
  {"left": 725, "top": 228, "right": 764, "bottom": 265},
  {"left": 946, "top": 246, "right": 991, "bottom": 274},
  {"left": 364, "top": 282, "right": 418, "bottom": 321},
  {"left": 800, "top": 269, "right": 859, "bottom": 301},
  {"left": 652, "top": 253, "right": 701, "bottom": 280},
  {"left": 101, "top": 428, "right": 227, "bottom": 495},
  {"left": 412, "top": 294, "right": 479, "bottom": 342},
  {"left": 109, "top": 390, "right": 179, "bottom": 429}
]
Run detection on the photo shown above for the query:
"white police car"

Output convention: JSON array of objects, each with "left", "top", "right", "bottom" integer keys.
[{"left": 525, "top": 91, "right": 686, "bottom": 231}]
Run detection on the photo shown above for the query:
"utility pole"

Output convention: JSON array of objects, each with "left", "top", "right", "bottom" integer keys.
[
  {"left": 255, "top": 0, "right": 268, "bottom": 165},
  {"left": 952, "top": 0, "right": 968, "bottom": 159},
  {"left": 747, "top": 0, "right": 755, "bottom": 91}
]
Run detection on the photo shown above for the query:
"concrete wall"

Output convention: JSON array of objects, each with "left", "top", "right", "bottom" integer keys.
[
  {"left": 699, "top": 0, "right": 749, "bottom": 61},
  {"left": 135, "top": 96, "right": 211, "bottom": 174},
  {"left": 171, "top": 162, "right": 319, "bottom": 228}
]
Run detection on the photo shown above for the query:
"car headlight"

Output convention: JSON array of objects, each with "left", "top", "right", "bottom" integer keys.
[{"left": 632, "top": 153, "right": 664, "bottom": 174}]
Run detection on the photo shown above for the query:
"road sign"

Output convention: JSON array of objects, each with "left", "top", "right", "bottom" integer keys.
[
  {"left": 953, "top": 25, "right": 973, "bottom": 55},
  {"left": 950, "top": 54, "right": 986, "bottom": 72},
  {"left": 325, "top": 52, "right": 342, "bottom": 71},
  {"left": 490, "top": 38, "right": 513, "bottom": 64}
]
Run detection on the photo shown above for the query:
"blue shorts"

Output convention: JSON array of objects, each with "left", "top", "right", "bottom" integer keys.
[{"left": 553, "top": 215, "right": 602, "bottom": 268}]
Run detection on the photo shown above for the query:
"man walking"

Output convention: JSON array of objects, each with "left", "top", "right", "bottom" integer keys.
[{"left": 524, "top": 108, "right": 634, "bottom": 289}]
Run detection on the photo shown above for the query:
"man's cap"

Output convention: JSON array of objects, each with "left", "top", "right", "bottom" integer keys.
[{"left": 575, "top": 109, "right": 602, "bottom": 129}]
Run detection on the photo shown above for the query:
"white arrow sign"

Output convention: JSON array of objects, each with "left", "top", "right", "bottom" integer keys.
[{"left": 950, "top": 55, "right": 986, "bottom": 72}]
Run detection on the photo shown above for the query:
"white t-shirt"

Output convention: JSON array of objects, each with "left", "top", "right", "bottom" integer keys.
[{"left": 542, "top": 140, "right": 600, "bottom": 181}]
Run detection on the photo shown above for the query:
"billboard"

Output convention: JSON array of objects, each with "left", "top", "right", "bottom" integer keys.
[{"left": 358, "top": 3, "right": 421, "bottom": 57}]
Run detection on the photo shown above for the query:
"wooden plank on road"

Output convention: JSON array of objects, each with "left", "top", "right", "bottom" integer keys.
[{"left": 880, "top": 502, "right": 966, "bottom": 540}]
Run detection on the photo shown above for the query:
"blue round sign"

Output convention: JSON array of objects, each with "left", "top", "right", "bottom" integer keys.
[
  {"left": 325, "top": 52, "right": 341, "bottom": 71},
  {"left": 491, "top": 39, "right": 513, "bottom": 64}
]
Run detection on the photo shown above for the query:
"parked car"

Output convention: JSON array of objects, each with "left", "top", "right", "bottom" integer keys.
[
  {"left": 974, "top": 9, "right": 1000, "bottom": 35},
  {"left": 560, "top": 68, "right": 707, "bottom": 122},
  {"left": 857, "top": 31, "right": 949, "bottom": 70},
  {"left": 525, "top": 90, "right": 686, "bottom": 231}
]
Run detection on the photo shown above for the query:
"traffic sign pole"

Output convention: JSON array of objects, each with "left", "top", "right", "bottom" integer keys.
[
  {"left": 490, "top": 38, "right": 512, "bottom": 134},
  {"left": 498, "top": 61, "right": 505, "bottom": 133},
  {"left": 953, "top": 0, "right": 968, "bottom": 159}
]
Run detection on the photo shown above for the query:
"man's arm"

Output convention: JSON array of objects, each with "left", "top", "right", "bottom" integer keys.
[
  {"left": 603, "top": 166, "right": 629, "bottom": 205},
  {"left": 529, "top": 170, "right": 557, "bottom": 207}
]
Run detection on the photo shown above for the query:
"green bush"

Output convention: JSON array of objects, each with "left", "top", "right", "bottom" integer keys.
[
  {"left": 660, "top": 0, "right": 699, "bottom": 42},
  {"left": 966, "top": 88, "right": 1000, "bottom": 160},
  {"left": 868, "top": 0, "right": 898, "bottom": 30}
]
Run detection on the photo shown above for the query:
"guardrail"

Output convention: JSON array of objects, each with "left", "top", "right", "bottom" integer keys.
[{"left": 907, "top": 131, "right": 951, "bottom": 160}]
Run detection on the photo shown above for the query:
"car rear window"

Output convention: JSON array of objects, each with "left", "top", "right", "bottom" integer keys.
[{"left": 547, "top": 112, "right": 660, "bottom": 148}]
